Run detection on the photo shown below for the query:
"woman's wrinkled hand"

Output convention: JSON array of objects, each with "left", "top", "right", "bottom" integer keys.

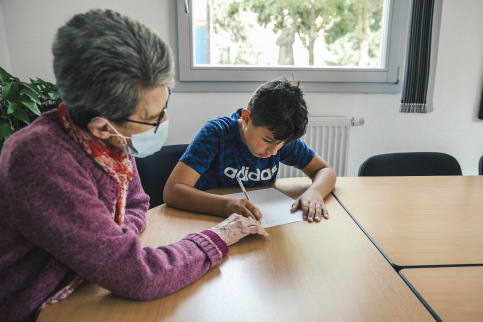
[
  {"left": 223, "top": 198, "right": 263, "bottom": 221},
  {"left": 209, "top": 213, "right": 268, "bottom": 246},
  {"left": 290, "top": 189, "right": 329, "bottom": 222}
]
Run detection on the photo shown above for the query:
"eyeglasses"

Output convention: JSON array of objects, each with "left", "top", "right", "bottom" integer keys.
[{"left": 120, "top": 88, "right": 171, "bottom": 133}]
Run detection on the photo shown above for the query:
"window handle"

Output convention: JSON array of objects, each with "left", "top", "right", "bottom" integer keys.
[{"left": 184, "top": 0, "right": 189, "bottom": 14}]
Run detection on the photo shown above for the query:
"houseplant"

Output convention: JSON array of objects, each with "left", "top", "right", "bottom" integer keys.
[{"left": 0, "top": 66, "right": 61, "bottom": 147}]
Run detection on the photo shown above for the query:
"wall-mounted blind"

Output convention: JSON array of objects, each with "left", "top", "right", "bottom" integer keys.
[
  {"left": 400, "top": 0, "right": 435, "bottom": 114},
  {"left": 478, "top": 86, "right": 483, "bottom": 120}
]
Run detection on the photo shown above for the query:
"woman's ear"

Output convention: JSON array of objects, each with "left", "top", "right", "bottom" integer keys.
[
  {"left": 241, "top": 109, "right": 251, "bottom": 126},
  {"left": 88, "top": 118, "right": 112, "bottom": 140}
]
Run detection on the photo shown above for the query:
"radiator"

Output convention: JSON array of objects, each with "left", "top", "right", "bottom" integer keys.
[{"left": 278, "top": 116, "right": 352, "bottom": 178}]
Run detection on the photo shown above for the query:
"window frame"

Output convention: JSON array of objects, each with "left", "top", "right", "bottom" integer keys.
[{"left": 172, "top": 0, "right": 410, "bottom": 93}]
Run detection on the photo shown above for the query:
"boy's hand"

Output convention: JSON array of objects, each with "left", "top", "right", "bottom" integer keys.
[
  {"left": 224, "top": 198, "right": 263, "bottom": 222},
  {"left": 291, "top": 190, "right": 329, "bottom": 222}
]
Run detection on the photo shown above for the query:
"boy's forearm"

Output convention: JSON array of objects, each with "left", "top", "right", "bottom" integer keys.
[
  {"left": 164, "top": 183, "right": 230, "bottom": 217},
  {"left": 308, "top": 167, "right": 337, "bottom": 198}
]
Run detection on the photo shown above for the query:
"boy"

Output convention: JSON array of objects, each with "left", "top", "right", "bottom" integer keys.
[{"left": 164, "top": 78, "right": 336, "bottom": 222}]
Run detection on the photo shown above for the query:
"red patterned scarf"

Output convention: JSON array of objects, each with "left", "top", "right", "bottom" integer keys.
[{"left": 58, "top": 103, "right": 133, "bottom": 226}]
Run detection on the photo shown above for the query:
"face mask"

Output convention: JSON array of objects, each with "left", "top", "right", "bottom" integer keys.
[{"left": 97, "top": 118, "right": 169, "bottom": 158}]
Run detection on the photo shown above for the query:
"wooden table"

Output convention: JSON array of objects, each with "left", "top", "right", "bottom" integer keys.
[
  {"left": 332, "top": 176, "right": 483, "bottom": 268},
  {"left": 400, "top": 266, "right": 483, "bottom": 321},
  {"left": 38, "top": 178, "right": 433, "bottom": 321}
]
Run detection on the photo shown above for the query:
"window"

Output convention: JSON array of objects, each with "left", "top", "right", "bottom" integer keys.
[{"left": 175, "top": 0, "right": 410, "bottom": 93}]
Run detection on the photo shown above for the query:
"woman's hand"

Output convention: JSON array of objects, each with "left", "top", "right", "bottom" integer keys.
[
  {"left": 223, "top": 198, "right": 263, "bottom": 221},
  {"left": 210, "top": 213, "right": 268, "bottom": 246},
  {"left": 290, "top": 189, "right": 329, "bottom": 222}
]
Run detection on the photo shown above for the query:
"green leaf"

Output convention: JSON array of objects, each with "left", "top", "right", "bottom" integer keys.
[
  {"left": 2, "top": 81, "right": 12, "bottom": 100},
  {"left": 7, "top": 101, "right": 18, "bottom": 114},
  {"left": 24, "top": 82, "right": 41, "bottom": 94},
  {"left": 2, "top": 81, "right": 19, "bottom": 101},
  {"left": 11, "top": 108, "right": 30, "bottom": 125},
  {"left": 0, "top": 121, "right": 13, "bottom": 140},
  {"left": 21, "top": 101, "right": 41, "bottom": 115},
  {"left": 20, "top": 86, "right": 41, "bottom": 103},
  {"left": 0, "top": 67, "right": 11, "bottom": 83}
]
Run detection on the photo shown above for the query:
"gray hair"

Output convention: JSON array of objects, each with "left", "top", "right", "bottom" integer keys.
[{"left": 52, "top": 9, "right": 175, "bottom": 128}]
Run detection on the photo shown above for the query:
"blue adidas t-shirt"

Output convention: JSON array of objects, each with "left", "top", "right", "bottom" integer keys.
[{"left": 180, "top": 109, "right": 315, "bottom": 191}]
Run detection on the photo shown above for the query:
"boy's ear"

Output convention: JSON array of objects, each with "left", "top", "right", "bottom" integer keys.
[
  {"left": 241, "top": 109, "right": 251, "bottom": 126},
  {"left": 88, "top": 118, "right": 112, "bottom": 140}
]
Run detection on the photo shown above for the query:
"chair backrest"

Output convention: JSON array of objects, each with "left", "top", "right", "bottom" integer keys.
[
  {"left": 358, "top": 152, "right": 462, "bottom": 177},
  {"left": 479, "top": 155, "right": 483, "bottom": 175},
  {"left": 135, "top": 144, "right": 188, "bottom": 208}
]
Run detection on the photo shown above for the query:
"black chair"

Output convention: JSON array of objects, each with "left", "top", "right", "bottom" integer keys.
[
  {"left": 135, "top": 144, "right": 188, "bottom": 208},
  {"left": 358, "top": 152, "right": 462, "bottom": 177},
  {"left": 479, "top": 155, "right": 483, "bottom": 175}
]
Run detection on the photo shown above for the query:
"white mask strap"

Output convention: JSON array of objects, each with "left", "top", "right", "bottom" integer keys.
[{"left": 93, "top": 117, "right": 130, "bottom": 141}]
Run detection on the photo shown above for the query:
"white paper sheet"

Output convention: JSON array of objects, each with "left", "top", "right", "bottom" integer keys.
[{"left": 223, "top": 188, "right": 303, "bottom": 228}]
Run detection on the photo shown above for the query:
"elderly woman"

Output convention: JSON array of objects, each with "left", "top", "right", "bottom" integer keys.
[{"left": 0, "top": 9, "right": 268, "bottom": 322}]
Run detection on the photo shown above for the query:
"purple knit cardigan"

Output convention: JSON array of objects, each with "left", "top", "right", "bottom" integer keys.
[{"left": 0, "top": 110, "right": 228, "bottom": 321}]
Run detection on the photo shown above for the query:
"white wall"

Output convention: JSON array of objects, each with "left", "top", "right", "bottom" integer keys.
[
  {"left": 0, "top": 1, "right": 11, "bottom": 72},
  {"left": 1, "top": 0, "right": 482, "bottom": 176}
]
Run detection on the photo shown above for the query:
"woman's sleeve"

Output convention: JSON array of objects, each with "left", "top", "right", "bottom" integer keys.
[
  {"left": 3, "top": 139, "right": 227, "bottom": 301},
  {"left": 123, "top": 158, "right": 150, "bottom": 235}
]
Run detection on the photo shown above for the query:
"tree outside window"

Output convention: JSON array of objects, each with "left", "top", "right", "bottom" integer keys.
[{"left": 193, "top": 0, "right": 385, "bottom": 68}]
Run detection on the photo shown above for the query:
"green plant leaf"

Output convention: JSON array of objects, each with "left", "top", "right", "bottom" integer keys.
[
  {"left": 0, "top": 121, "right": 13, "bottom": 140},
  {"left": 7, "top": 101, "right": 18, "bottom": 114},
  {"left": 11, "top": 108, "right": 30, "bottom": 125},
  {"left": 24, "top": 82, "right": 41, "bottom": 94},
  {"left": 2, "top": 81, "right": 12, "bottom": 100},
  {"left": 20, "top": 86, "right": 41, "bottom": 103},
  {"left": 21, "top": 101, "right": 41, "bottom": 115},
  {"left": 0, "top": 67, "right": 11, "bottom": 83},
  {"left": 2, "top": 81, "right": 19, "bottom": 101}
]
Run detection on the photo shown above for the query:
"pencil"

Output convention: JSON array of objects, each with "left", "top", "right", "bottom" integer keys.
[{"left": 236, "top": 175, "right": 251, "bottom": 201}]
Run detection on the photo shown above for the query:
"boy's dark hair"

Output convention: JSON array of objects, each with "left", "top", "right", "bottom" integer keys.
[{"left": 247, "top": 77, "right": 308, "bottom": 143}]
